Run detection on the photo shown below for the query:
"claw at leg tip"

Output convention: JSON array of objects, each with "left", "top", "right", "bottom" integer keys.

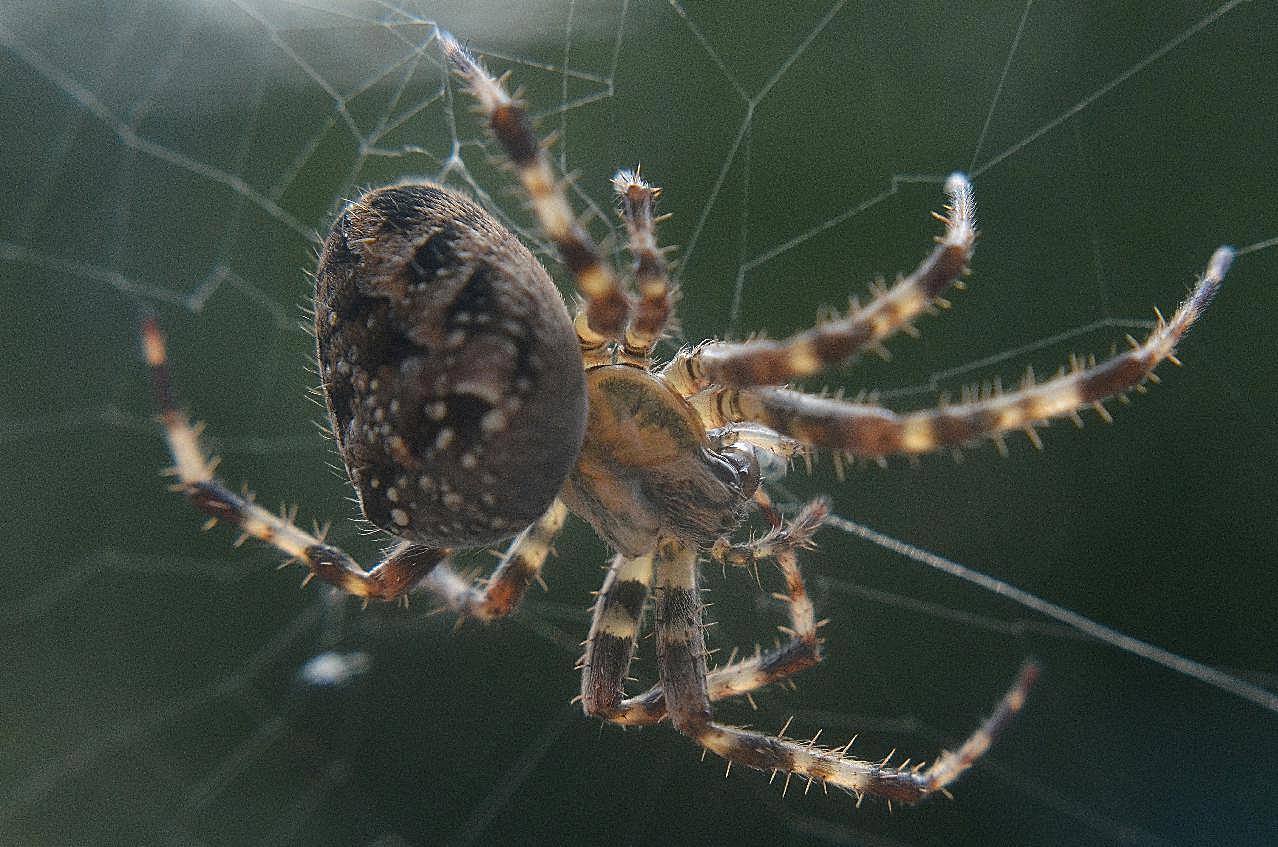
[
  {"left": 944, "top": 171, "right": 970, "bottom": 195},
  {"left": 1207, "top": 246, "right": 1234, "bottom": 281}
]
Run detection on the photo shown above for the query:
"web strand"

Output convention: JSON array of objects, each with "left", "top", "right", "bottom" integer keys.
[{"left": 826, "top": 513, "right": 1278, "bottom": 715}]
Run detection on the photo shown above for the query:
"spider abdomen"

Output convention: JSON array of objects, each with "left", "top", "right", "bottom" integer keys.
[{"left": 314, "top": 182, "right": 587, "bottom": 547}]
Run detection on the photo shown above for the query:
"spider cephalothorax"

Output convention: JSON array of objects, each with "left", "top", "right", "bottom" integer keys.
[
  {"left": 564, "top": 365, "right": 761, "bottom": 557},
  {"left": 146, "top": 31, "right": 1231, "bottom": 804}
]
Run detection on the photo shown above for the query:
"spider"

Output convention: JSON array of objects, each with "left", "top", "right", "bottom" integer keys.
[{"left": 143, "top": 32, "right": 1232, "bottom": 805}]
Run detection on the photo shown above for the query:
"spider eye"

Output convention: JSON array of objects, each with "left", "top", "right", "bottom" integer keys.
[
  {"left": 706, "top": 447, "right": 760, "bottom": 499},
  {"left": 314, "top": 182, "right": 587, "bottom": 548}
]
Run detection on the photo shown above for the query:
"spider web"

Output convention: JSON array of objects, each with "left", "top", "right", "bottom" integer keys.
[{"left": 1, "top": 1, "right": 1275, "bottom": 845}]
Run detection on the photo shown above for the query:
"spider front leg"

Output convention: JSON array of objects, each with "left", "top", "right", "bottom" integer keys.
[
  {"left": 651, "top": 534, "right": 1037, "bottom": 803},
  {"left": 613, "top": 168, "right": 676, "bottom": 363},
  {"left": 419, "top": 499, "right": 567, "bottom": 621},
  {"left": 579, "top": 550, "right": 654, "bottom": 719},
  {"left": 142, "top": 320, "right": 446, "bottom": 601},
  {"left": 665, "top": 173, "right": 976, "bottom": 394},
  {"left": 601, "top": 499, "right": 829, "bottom": 726},
  {"left": 692, "top": 248, "right": 1232, "bottom": 458},
  {"left": 442, "top": 33, "right": 632, "bottom": 361}
]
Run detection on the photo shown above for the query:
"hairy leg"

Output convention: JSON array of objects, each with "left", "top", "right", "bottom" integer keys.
[
  {"left": 421, "top": 500, "right": 567, "bottom": 621},
  {"left": 651, "top": 533, "right": 1037, "bottom": 803},
  {"left": 579, "top": 551, "right": 654, "bottom": 718},
  {"left": 442, "top": 33, "right": 632, "bottom": 361},
  {"left": 613, "top": 168, "right": 676, "bottom": 363},
  {"left": 690, "top": 248, "right": 1232, "bottom": 458},
  {"left": 143, "top": 319, "right": 446, "bottom": 601},
  {"left": 612, "top": 500, "right": 829, "bottom": 725},
  {"left": 664, "top": 173, "right": 976, "bottom": 392},
  {"left": 580, "top": 501, "right": 826, "bottom": 724}
]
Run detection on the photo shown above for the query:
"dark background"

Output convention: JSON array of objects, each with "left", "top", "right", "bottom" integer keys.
[{"left": 2, "top": 1, "right": 1275, "bottom": 845}]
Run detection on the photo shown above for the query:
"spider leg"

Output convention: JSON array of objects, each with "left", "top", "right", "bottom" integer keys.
[
  {"left": 651, "top": 534, "right": 1037, "bottom": 803},
  {"left": 142, "top": 320, "right": 447, "bottom": 600},
  {"left": 690, "top": 248, "right": 1232, "bottom": 458},
  {"left": 709, "top": 496, "right": 827, "bottom": 572},
  {"left": 603, "top": 500, "right": 828, "bottom": 726},
  {"left": 579, "top": 550, "right": 654, "bottom": 719},
  {"left": 613, "top": 168, "right": 676, "bottom": 363},
  {"left": 707, "top": 423, "right": 806, "bottom": 463},
  {"left": 441, "top": 33, "right": 632, "bottom": 362},
  {"left": 664, "top": 173, "right": 976, "bottom": 393},
  {"left": 419, "top": 500, "right": 566, "bottom": 621}
]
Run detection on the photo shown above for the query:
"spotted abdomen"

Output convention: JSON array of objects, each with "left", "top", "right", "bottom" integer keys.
[{"left": 314, "top": 182, "right": 587, "bottom": 547}]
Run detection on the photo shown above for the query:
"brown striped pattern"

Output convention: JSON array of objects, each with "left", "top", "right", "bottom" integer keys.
[
  {"left": 922, "top": 662, "right": 1040, "bottom": 791},
  {"left": 441, "top": 34, "right": 633, "bottom": 349},
  {"left": 692, "top": 661, "right": 1038, "bottom": 803},
  {"left": 689, "top": 246, "right": 1230, "bottom": 458},
  {"left": 613, "top": 169, "right": 675, "bottom": 361},
  {"left": 666, "top": 173, "right": 976, "bottom": 390},
  {"left": 143, "top": 319, "right": 448, "bottom": 601},
  {"left": 652, "top": 538, "right": 713, "bottom": 733},
  {"left": 604, "top": 500, "right": 827, "bottom": 725},
  {"left": 620, "top": 528, "right": 1037, "bottom": 803},
  {"left": 421, "top": 500, "right": 567, "bottom": 621},
  {"left": 579, "top": 551, "right": 653, "bottom": 718}
]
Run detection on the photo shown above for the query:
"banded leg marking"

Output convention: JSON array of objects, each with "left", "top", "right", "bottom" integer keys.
[
  {"left": 650, "top": 530, "right": 1036, "bottom": 803},
  {"left": 692, "top": 661, "right": 1038, "bottom": 803},
  {"left": 607, "top": 500, "right": 828, "bottom": 726},
  {"left": 690, "top": 247, "right": 1232, "bottom": 458},
  {"left": 143, "top": 320, "right": 447, "bottom": 600},
  {"left": 579, "top": 551, "right": 654, "bottom": 718},
  {"left": 441, "top": 33, "right": 632, "bottom": 355},
  {"left": 421, "top": 500, "right": 567, "bottom": 621},
  {"left": 653, "top": 537, "right": 713, "bottom": 732},
  {"left": 664, "top": 173, "right": 976, "bottom": 393},
  {"left": 613, "top": 168, "right": 675, "bottom": 362}
]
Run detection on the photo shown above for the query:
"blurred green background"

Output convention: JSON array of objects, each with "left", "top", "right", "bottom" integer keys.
[{"left": 2, "top": 1, "right": 1275, "bottom": 845}]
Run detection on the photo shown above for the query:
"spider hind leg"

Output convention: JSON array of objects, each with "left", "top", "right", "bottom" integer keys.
[
  {"left": 142, "top": 319, "right": 447, "bottom": 600},
  {"left": 651, "top": 533, "right": 1037, "bottom": 802},
  {"left": 420, "top": 500, "right": 568, "bottom": 622},
  {"left": 579, "top": 551, "right": 654, "bottom": 719}
]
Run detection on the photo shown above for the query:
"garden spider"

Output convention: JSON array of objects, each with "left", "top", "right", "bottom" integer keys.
[{"left": 144, "top": 32, "right": 1231, "bottom": 805}]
